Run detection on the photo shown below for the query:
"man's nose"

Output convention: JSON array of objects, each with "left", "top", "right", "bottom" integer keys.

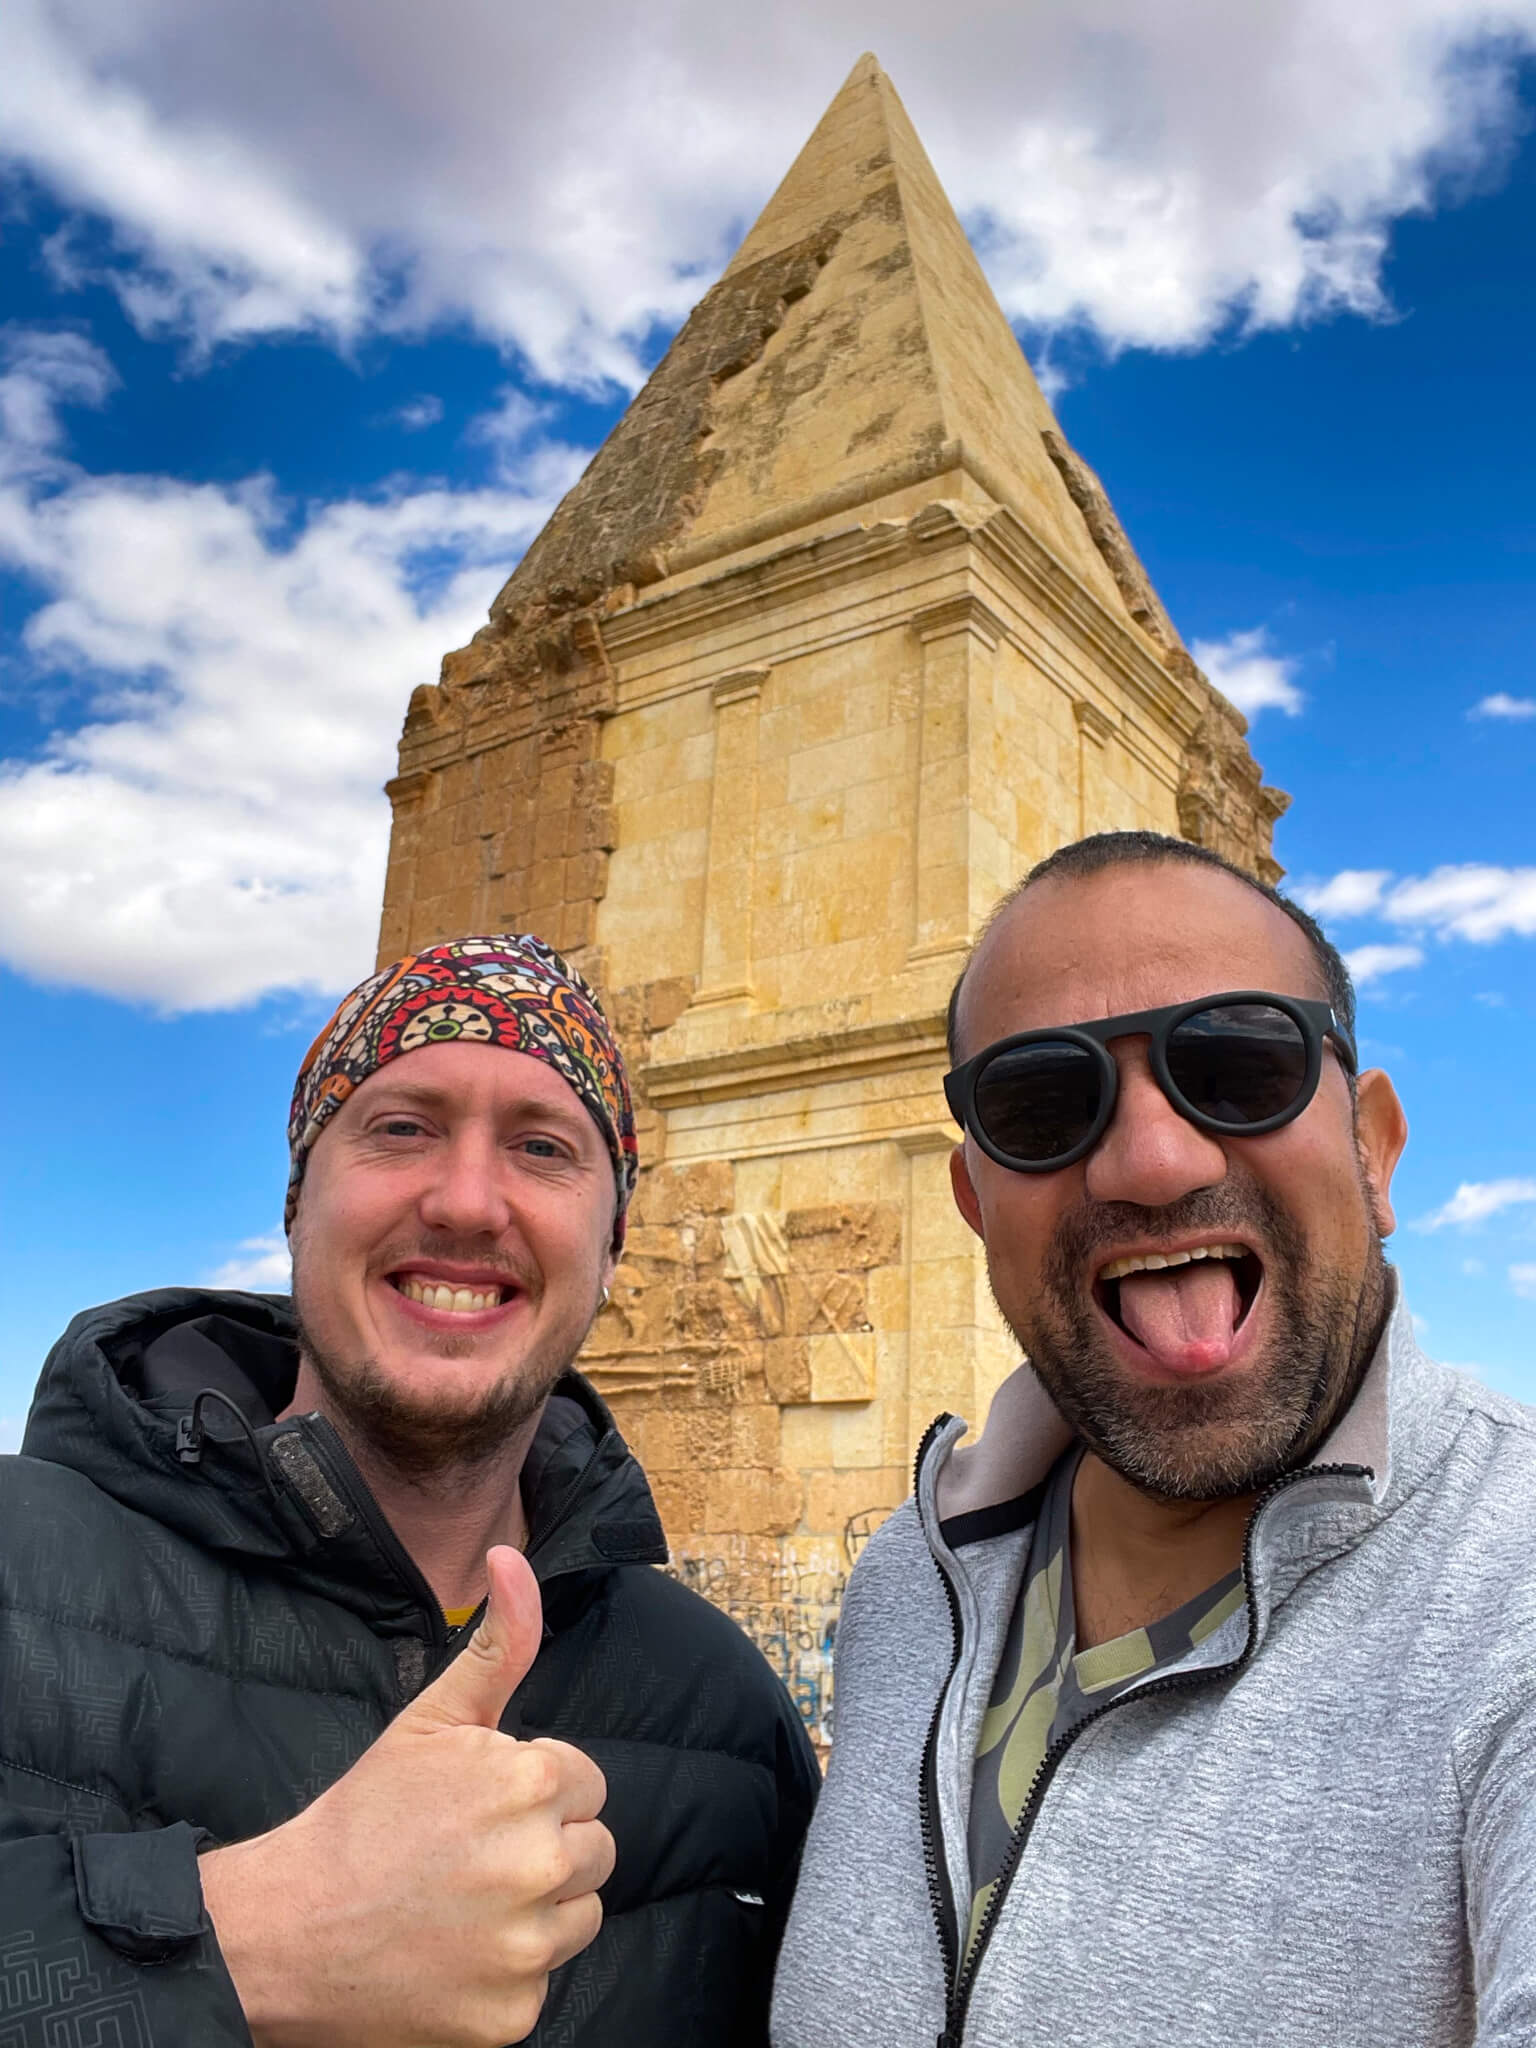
[
  {"left": 417, "top": 1130, "right": 513, "bottom": 1236},
  {"left": 1083, "top": 1042, "right": 1228, "bottom": 1209}
]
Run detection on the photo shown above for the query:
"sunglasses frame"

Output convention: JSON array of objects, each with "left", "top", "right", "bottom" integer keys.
[{"left": 944, "top": 990, "right": 1359, "bottom": 1174}]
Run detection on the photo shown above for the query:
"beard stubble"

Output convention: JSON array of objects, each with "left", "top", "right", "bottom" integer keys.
[
  {"left": 290, "top": 1237, "right": 593, "bottom": 1486},
  {"left": 993, "top": 1164, "right": 1391, "bottom": 1501}
]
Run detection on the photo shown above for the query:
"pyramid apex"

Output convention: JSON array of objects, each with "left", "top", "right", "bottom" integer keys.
[
  {"left": 484, "top": 56, "right": 1165, "bottom": 634},
  {"left": 721, "top": 49, "right": 914, "bottom": 277}
]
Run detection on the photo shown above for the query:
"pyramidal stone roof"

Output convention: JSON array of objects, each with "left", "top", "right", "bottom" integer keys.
[{"left": 480, "top": 53, "right": 1180, "bottom": 656}]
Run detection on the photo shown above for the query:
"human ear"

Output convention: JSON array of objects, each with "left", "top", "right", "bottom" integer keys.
[
  {"left": 1353, "top": 1069, "right": 1409, "bottom": 1237},
  {"left": 950, "top": 1144, "right": 985, "bottom": 1240}
]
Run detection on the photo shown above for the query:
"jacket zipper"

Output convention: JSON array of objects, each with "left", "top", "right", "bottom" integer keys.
[
  {"left": 921, "top": 1453, "right": 1370, "bottom": 2048},
  {"left": 437, "top": 1439, "right": 609, "bottom": 1650},
  {"left": 298, "top": 1415, "right": 450, "bottom": 1650},
  {"left": 298, "top": 1416, "right": 616, "bottom": 1662}
]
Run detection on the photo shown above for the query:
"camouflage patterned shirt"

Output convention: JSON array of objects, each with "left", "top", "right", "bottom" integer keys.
[{"left": 966, "top": 1446, "right": 1245, "bottom": 1952}]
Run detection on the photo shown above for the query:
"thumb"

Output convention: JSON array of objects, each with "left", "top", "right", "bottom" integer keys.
[{"left": 400, "top": 1545, "right": 543, "bottom": 1733}]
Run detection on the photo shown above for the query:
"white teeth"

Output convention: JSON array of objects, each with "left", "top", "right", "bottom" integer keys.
[
  {"left": 1099, "top": 1243, "right": 1248, "bottom": 1282},
  {"left": 395, "top": 1277, "right": 504, "bottom": 1314}
]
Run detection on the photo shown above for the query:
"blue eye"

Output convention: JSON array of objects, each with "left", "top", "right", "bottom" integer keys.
[{"left": 522, "top": 1137, "right": 561, "bottom": 1158}]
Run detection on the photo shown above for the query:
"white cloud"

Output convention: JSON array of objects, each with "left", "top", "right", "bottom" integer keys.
[
  {"left": 1294, "top": 864, "right": 1536, "bottom": 948},
  {"left": 2, "top": 2, "right": 1534, "bottom": 377},
  {"left": 1383, "top": 865, "right": 1536, "bottom": 943},
  {"left": 1511, "top": 1264, "right": 1536, "bottom": 1300},
  {"left": 1417, "top": 1178, "right": 1536, "bottom": 1231},
  {"left": 391, "top": 394, "right": 444, "bottom": 432},
  {"left": 1343, "top": 942, "right": 1424, "bottom": 985},
  {"left": 1191, "top": 627, "right": 1303, "bottom": 720},
  {"left": 469, "top": 387, "right": 559, "bottom": 485},
  {"left": 4, "top": 1, "right": 366, "bottom": 351},
  {"left": 0, "top": 339, "right": 587, "bottom": 1009},
  {"left": 1292, "top": 869, "right": 1392, "bottom": 919},
  {"left": 1470, "top": 693, "right": 1536, "bottom": 719},
  {"left": 205, "top": 1231, "right": 292, "bottom": 1292},
  {"left": 0, "top": 326, "right": 118, "bottom": 475}
]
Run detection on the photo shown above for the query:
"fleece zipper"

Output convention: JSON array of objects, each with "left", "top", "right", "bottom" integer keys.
[
  {"left": 914, "top": 1414, "right": 965, "bottom": 1999},
  {"left": 918, "top": 1445, "right": 1372, "bottom": 2048}
]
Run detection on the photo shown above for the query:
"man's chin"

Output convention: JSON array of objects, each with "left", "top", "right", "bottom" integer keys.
[
  {"left": 295, "top": 1312, "right": 571, "bottom": 1481},
  {"left": 1072, "top": 1400, "right": 1292, "bottom": 1503},
  {"left": 1093, "top": 1426, "right": 1295, "bottom": 1505},
  {"left": 326, "top": 1367, "right": 555, "bottom": 1480},
  {"left": 1022, "top": 1329, "right": 1330, "bottom": 1503}
]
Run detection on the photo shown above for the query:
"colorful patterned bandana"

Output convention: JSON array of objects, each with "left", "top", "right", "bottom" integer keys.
[{"left": 285, "top": 936, "right": 637, "bottom": 1249}]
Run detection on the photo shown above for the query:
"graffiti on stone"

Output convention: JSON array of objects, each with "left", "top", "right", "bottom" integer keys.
[{"left": 667, "top": 1506, "right": 891, "bottom": 1751}]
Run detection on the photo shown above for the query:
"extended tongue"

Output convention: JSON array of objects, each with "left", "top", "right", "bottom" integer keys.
[{"left": 1115, "top": 1260, "right": 1243, "bottom": 1375}]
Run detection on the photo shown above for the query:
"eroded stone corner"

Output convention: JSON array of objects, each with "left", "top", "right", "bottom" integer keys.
[
  {"left": 377, "top": 610, "right": 621, "bottom": 967},
  {"left": 1040, "top": 429, "right": 1289, "bottom": 883},
  {"left": 1171, "top": 665, "right": 1291, "bottom": 884}
]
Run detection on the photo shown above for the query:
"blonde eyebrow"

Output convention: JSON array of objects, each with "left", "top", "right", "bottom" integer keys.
[{"left": 362, "top": 1079, "right": 595, "bottom": 1136}]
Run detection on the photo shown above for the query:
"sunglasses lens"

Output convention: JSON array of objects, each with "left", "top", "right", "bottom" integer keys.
[
  {"left": 1165, "top": 1002, "right": 1309, "bottom": 1128},
  {"left": 973, "top": 1040, "right": 1103, "bottom": 1165}
]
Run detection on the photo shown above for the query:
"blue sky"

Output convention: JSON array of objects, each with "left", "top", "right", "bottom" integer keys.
[{"left": 2, "top": 5, "right": 1534, "bottom": 1439}]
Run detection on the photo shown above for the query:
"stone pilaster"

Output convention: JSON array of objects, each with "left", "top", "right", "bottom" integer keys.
[{"left": 696, "top": 667, "right": 769, "bottom": 1006}]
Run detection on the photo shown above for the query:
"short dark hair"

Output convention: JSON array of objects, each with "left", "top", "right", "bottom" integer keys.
[{"left": 945, "top": 830, "right": 1356, "bottom": 1064}]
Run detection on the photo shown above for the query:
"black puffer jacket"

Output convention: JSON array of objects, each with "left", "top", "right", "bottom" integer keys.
[{"left": 0, "top": 1289, "right": 819, "bottom": 2045}]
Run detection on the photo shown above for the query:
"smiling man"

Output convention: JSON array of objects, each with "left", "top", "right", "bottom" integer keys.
[
  {"left": 772, "top": 832, "right": 1536, "bottom": 2048},
  {"left": 3, "top": 935, "right": 817, "bottom": 2048}
]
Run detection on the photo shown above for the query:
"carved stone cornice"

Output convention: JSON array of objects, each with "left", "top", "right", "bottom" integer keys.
[
  {"left": 640, "top": 1013, "right": 948, "bottom": 1109},
  {"left": 710, "top": 665, "right": 770, "bottom": 708},
  {"left": 600, "top": 489, "right": 1210, "bottom": 752},
  {"left": 895, "top": 1125, "right": 958, "bottom": 1156},
  {"left": 909, "top": 594, "right": 1005, "bottom": 649},
  {"left": 383, "top": 769, "right": 431, "bottom": 808},
  {"left": 1073, "top": 698, "right": 1116, "bottom": 746}
]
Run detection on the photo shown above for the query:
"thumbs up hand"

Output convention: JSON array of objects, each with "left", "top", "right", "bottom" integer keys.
[
  {"left": 398, "top": 1542, "right": 546, "bottom": 1734},
  {"left": 200, "top": 1547, "right": 614, "bottom": 2047}
]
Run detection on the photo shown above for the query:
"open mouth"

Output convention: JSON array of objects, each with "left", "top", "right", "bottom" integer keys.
[
  {"left": 1093, "top": 1242, "right": 1264, "bottom": 1376},
  {"left": 387, "top": 1272, "right": 518, "bottom": 1317}
]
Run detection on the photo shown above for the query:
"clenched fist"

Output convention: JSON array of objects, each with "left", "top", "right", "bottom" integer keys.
[{"left": 200, "top": 1545, "right": 612, "bottom": 2047}]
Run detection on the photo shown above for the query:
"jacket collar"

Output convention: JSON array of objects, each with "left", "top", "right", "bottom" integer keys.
[
  {"left": 931, "top": 1273, "right": 1444, "bottom": 1527},
  {"left": 23, "top": 1288, "right": 667, "bottom": 1625},
  {"left": 1312, "top": 1280, "right": 1461, "bottom": 1512}
]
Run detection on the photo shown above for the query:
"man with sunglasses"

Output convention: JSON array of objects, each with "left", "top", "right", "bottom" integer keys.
[{"left": 773, "top": 830, "right": 1536, "bottom": 2048}]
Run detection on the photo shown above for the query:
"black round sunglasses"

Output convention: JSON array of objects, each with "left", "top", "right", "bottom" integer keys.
[{"left": 943, "top": 990, "right": 1358, "bottom": 1174}]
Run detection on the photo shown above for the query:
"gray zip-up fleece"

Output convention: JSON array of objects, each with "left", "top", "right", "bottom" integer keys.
[{"left": 771, "top": 1291, "right": 1536, "bottom": 2046}]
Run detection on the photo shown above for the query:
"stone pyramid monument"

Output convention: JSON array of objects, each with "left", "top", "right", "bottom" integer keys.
[{"left": 378, "top": 54, "right": 1286, "bottom": 1742}]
